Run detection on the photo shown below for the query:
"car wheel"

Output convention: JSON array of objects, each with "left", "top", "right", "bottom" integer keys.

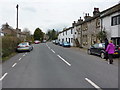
[
  {"left": 28, "top": 49, "right": 31, "bottom": 52},
  {"left": 87, "top": 50, "right": 91, "bottom": 55},
  {"left": 101, "top": 52, "right": 105, "bottom": 59}
]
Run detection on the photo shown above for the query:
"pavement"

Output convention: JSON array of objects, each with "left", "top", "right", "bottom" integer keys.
[{"left": 1, "top": 42, "right": 118, "bottom": 89}]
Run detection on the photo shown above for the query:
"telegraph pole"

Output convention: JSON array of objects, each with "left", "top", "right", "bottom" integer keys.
[{"left": 16, "top": 4, "right": 19, "bottom": 29}]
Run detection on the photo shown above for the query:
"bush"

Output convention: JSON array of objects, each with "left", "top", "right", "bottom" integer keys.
[{"left": 2, "top": 36, "right": 21, "bottom": 58}]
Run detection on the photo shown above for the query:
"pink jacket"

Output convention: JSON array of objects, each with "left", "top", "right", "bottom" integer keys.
[{"left": 106, "top": 43, "right": 115, "bottom": 54}]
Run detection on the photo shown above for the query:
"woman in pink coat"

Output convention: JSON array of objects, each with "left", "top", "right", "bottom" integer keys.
[{"left": 106, "top": 40, "right": 115, "bottom": 64}]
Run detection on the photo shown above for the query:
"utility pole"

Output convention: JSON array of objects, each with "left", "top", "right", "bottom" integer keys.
[{"left": 16, "top": 4, "right": 19, "bottom": 29}]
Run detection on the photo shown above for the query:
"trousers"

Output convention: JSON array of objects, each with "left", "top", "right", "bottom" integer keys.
[{"left": 108, "top": 54, "right": 113, "bottom": 64}]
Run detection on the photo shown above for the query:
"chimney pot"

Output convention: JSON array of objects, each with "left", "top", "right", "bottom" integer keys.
[{"left": 88, "top": 13, "right": 89, "bottom": 16}]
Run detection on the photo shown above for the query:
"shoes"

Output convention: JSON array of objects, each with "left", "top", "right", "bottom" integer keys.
[
  {"left": 110, "top": 62, "right": 113, "bottom": 64},
  {"left": 108, "top": 62, "right": 113, "bottom": 64}
]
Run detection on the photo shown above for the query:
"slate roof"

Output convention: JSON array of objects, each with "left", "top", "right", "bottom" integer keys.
[{"left": 100, "top": 3, "right": 120, "bottom": 18}]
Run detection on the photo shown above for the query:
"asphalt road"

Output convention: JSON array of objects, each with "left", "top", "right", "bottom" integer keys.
[{"left": 2, "top": 42, "right": 118, "bottom": 89}]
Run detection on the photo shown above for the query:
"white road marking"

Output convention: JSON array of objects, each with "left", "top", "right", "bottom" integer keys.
[
  {"left": 25, "top": 52, "right": 27, "bottom": 54},
  {"left": 85, "top": 78, "right": 102, "bottom": 90},
  {"left": 57, "top": 55, "right": 71, "bottom": 66},
  {"left": 12, "top": 63, "right": 17, "bottom": 67},
  {"left": 19, "top": 58, "right": 22, "bottom": 61},
  {"left": 23, "top": 54, "right": 26, "bottom": 56},
  {"left": 48, "top": 46, "right": 50, "bottom": 49},
  {"left": 51, "top": 49, "right": 55, "bottom": 53},
  {"left": 0, "top": 73, "right": 8, "bottom": 81},
  {"left": 46, "top": 44, "right": 50, "bottom": 49}
]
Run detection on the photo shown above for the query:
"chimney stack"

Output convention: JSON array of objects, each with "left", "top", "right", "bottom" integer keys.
[
  {"left": 84, "top": 13, "right": 91, "bottom": 20},
  {"left": 72, "top": 21, "right": 76, "bottom": 27},
  {"left": 93, "top": 8, "right": 100, "bottom": 16}
]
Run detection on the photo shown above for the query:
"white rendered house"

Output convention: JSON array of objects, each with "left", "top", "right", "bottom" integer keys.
[
  {"left": 58, "top": 27, "right": 76, "bottom": 46},
  {"left": 100, "top": 3, "right": 120, "bottom": 46}
]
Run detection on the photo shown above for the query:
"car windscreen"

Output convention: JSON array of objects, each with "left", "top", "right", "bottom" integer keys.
[
  {"left": 99, "top": 43, "right": 105, "bottom": 48},
  {"left": 64, "top": 42, "right": 69, "bottom": 44},
  {"left": 19, "top": 43, "right": 28, "bottom": 46}
]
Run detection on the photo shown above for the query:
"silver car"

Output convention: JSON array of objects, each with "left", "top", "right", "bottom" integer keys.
[{"left": 16, "top": 42, "right": 33, "bottom": 52}]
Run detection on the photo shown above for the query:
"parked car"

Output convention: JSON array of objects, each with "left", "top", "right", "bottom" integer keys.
[
  {"left": 42, "top": 40, "right": 46, "bottom": 43},
  {"left": 16, "top": 42, "right": 33, "bottom": 52},
  {"left": 34, "top": 40, "right": 40, "bottom": 44},
  {"left": 87, "top": 43, "right": 119, "bottom": 59},
  {"left": 117, "top": 45, "right": 120, "bottom": 57},
  {"left": 59, "top": 41, "right": 63, "bottom": 46},
  {"left": 55, "top": 40, "right": 59, "bottom": 45},
  {"left": 62, "top": 42, "right": 71, "bottom": 47},
  {"left": 52, "top": 40, "right": 56, "bottom": 44}
]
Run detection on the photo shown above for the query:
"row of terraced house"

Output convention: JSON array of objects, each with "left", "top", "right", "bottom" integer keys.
[{"left": 58, "top": 3, "right": 120, "bottom": 48}]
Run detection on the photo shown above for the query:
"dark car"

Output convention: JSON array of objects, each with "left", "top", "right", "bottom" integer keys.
[
  {"left": 62, "top": 42, "right": 71, "bottom": 47},
  {"left": 87, "top": 43, "right": 119, "bottom": 59},
  {"left": 117, "top": 45, "right": 120, "bottom": 57}
]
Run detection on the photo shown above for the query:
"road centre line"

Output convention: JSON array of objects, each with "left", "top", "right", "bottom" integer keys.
[
  {"left": 23, "top": 54, "right": 26, "bottom": 56},
  {"left": 46, "top": 44, "right": 50, "bottom": 49},
  {"left": 57, "top": 55, "right": 71, "bottom": 66},
  {"left": 19, "top": 58, "right": 22, "bottom": 61},
  {"left": 85, "top": 78, "right": 102, "bottom": 90},
  {"left": 48, "top": 47, "right": 50, "bottom": 49},
  {"left": 51, "top": 49, "right": 55, "bottom": 53},
  {"left": 0, "top": 73, "right": 8, "bottom": 81},
  {"left": 12, "top": 63, "right": 17, "bottom": 67}
]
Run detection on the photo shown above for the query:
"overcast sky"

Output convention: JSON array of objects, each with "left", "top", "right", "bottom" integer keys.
[{"left": 0, "top": 0, "right": 120, "bottom": 34}]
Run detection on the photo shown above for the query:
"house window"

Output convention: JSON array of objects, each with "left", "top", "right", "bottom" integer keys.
[
  {"left": 69, "top": 38, "right": 70, "bottom": 43},
  {"left": 63, "top": 32, "right": 64, "bottom": 36},
  {"left": 71, "top": 38, "right": 73, "bottom": 43},
  {"left": 66, "top": 38, "right": 67, "bottom": 42},
  {"left": 62, "top": 39, "right": 64, "bottom": 42},
  {"left": 111, "top": 15, "right": 120, "bottom": 26},
  {"left": 71, "top": 29, "right": 73, "bottom": 34},
  {"left": 66, "top": 31, "right": 67, "bottom": 35}
]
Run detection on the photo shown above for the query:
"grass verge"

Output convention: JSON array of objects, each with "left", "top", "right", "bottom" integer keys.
[{"left": 2, "top": 52, "right": 17, "bottom": 63}]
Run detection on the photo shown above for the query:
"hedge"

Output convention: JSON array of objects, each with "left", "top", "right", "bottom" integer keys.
[{"left": 2, "top": 36, "right": 21, "bottom": 58}]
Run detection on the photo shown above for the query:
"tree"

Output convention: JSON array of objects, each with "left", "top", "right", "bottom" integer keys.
[
  {"left": 33, "top": 28, "right": 44, "bottom": 41},
  {"left": 97, "top": 30, "right": 107, "bottom": 43},
  {"left": 23, "top": 28, "right": 31, "bottom": 35},
  {"left": 46, "top": 29, "right": 58, "bottom": 41},
  {"left": 23, "top": 28, "right": 32, "bottom": 41}
]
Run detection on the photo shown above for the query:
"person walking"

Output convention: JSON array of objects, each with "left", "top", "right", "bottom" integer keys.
[
  {"left": 106, "top": 40, "right": 115, "bottom": 64},
  {"left": 104, "top": 38, "right": 109, "bottom": 61}
]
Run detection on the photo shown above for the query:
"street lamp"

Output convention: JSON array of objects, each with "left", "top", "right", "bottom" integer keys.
[{"left": 16, "top": 4, "right": 19, "bottom": 29}]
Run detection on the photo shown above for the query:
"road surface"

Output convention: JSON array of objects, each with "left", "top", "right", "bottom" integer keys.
[{"left": 2, "top": 42, "right": 118, "bottom": 89}]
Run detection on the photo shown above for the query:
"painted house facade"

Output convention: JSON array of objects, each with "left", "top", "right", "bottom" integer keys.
[
  {"left": 75, "top": 8, "right": 101, "bottom": 48},
  {"left": 100, "top": 3, "right": 120, "bottom": 46},
  {"left": 58, "top": 27, "right": 76, "bottom": 46},
  {"left": 58, "top": 3, "right": 120, "bottom": 48}
]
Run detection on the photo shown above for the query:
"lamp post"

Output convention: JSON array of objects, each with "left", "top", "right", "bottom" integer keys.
[{"left": 16, "top": 4, "right": 19, "bottom": 29}]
